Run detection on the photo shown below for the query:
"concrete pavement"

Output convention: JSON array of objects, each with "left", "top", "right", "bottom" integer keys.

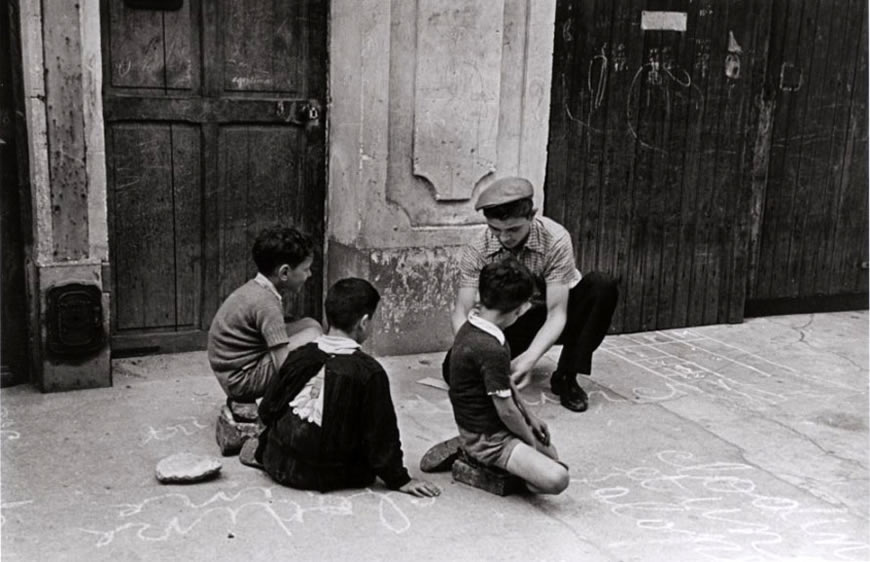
[{"left": 1, "top": 311, "right": 868, "bottom": 561}]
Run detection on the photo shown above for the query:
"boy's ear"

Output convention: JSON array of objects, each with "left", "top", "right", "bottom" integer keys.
[
  {"left": 277, "top": 264, "right": 290, "bottom": 278},
  {"left": 358, "top": 313, "right": 371, "bottom": 332}
]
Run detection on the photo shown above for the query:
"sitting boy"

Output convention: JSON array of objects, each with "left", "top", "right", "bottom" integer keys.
[
  {"left": 446, "top": 259, "right": 569, "bottom": 494},
  {"left": 208, "top": 226, "right": 323, "bottom": 403},
  {"left": 256, "top": 278, "right": 440, "bottom": 497}
]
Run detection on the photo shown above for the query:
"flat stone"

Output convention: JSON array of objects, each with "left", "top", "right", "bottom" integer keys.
[
  {"left": 155, "top": 453, "right": 222, "bottom": 484},
  {"left": 215, "top": 404, "right": 259, "bottom": 456},
  {"left": 228, "top": 400, "right": 259, "bottom": 423},
  {"left": 452, "top": 457, "right": 524, "bottom": 496}
]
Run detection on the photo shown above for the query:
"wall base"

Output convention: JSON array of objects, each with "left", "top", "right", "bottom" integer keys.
[
  {"left": 328, "top": 240, "right": 460, "bottom": 356},
  {"left": 35, "top": 262, "right": 111, "bottom": 392}
]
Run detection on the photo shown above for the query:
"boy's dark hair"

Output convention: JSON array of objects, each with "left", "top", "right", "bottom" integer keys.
[
  {"left": 325, "top": 278, "right": 381, "bottom": 332},
  {"left": 478, "top": 259, "right": 535, "bottom": 312},
  {"left": 481, "top": 198, "right": 534, "bottom": 221},
  {"left": 252, "top": 226, "right": 314, "bottom": 274}
]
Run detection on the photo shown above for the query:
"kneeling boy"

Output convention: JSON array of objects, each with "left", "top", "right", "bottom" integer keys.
[
  {"left": 257, "top": 278, "right": 440, "bottom": 497},
  {"left": 447, "top": 259, "right": 569, "bottom": 494}
]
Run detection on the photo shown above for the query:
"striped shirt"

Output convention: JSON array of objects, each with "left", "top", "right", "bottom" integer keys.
[{"left": 458, "top": 216, "right": 582, "bottom": 300}]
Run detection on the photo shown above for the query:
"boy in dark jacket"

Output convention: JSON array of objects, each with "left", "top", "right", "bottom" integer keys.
[
  {"left": 257, "top": 278, "right": 440, "bottom": 497},
  {"left": 446, "top": 259, "right": 569, "bottom": 494}
]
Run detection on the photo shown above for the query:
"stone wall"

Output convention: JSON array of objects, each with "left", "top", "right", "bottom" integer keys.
[{"left": 327, "top": 0, "right": 557, "bottom": 354}]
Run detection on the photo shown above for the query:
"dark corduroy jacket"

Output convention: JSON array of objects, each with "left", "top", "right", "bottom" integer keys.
[{"left": 257, "top": 342, "right": 411, "bottom": 492}]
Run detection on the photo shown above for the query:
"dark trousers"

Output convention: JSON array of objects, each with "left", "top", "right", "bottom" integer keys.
[{"left": 504, "top": 272, "right": 618, "bottom": 376}]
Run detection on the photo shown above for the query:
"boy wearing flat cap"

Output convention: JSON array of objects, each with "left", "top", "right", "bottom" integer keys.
[{"left": 450, "top": 176, "right": 618, "bottom": 412}]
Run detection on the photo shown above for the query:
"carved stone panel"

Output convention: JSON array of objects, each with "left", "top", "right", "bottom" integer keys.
[{"left": 413, "top": 1, "right": 503, "bottom": 201}]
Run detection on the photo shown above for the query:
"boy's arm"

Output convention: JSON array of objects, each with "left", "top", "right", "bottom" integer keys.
[
  {"left": 269, "top": 343, "right": 290, "bottom": 372},
  {"left": 510, "top": 284, "right": 569, "bottom": 386},
  {"left": 361, "top": 366, "right": 412, "bottom": 490},
  {"left": 492, "top": 395, "right": 536, "bottom": 446}
]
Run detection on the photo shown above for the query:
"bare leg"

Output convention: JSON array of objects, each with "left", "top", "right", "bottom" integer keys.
[
  {"left": 504, "top": 442, "right": 569, "bottom": 495},
  {"left": 285, "top": 318, "right": 323, "bottom": 351}
]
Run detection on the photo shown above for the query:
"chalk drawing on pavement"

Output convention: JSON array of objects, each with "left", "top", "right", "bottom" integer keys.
[
  {"left": 600, "top": 328, "right": 839, "bottom": 409},
  {"left": 1, "top": 407, "right": 20, "bottom": 441},
  {"left": 79, "top": 486, "right": 436, "bottom": 546},
  {"left": 574, "top": 450, "right": 869, "bottom": 561},
  {"left": 140, "top": 417, "right": 208, "bottom": 446},
  {"left": 0, "top": 500, "right": 34, "bottom": 527}
]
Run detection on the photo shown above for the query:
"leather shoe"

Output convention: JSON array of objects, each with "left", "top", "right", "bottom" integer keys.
[
  {"left": 550, "top": 372, "right": 589, "bottom": 412},
  {"left": 420, "top": 436, "right": 462, "bottom": 472}
]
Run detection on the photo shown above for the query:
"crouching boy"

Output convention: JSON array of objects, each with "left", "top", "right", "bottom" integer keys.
[
  {"left": 256, "top": 278, "right": 440, "bottom": 497},
  {"left": 446, "top": 259, "right": 569, "bottom": 494},
  {"left": 208, "top": 226, "right": 323, "bottom": 403}
]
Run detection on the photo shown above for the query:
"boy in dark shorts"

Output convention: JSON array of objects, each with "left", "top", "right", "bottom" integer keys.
[
  {"left": 208, "top": 226, "right": 323, "bottom": 403},
  {"left": 256, "top": 278, "right": 440, "bottom": 497},
  {"left": 446, "top": 259, "right": 569, "bottom": 494}
]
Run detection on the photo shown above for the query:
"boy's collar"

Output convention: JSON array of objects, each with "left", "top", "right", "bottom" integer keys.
[
  {"left": 253, "top": 273, "right": 282, "bottom": 302},
  {"left": 316, "top": 334, "right": 361, "bottom": 355},
  {"left": 467, "top": 312, "right": 506, "bottom": 345}
]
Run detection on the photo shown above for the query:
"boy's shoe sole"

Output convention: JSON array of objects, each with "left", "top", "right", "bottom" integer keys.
[{"left": 420, "top": 436, "right": 462, "bottom": 473}]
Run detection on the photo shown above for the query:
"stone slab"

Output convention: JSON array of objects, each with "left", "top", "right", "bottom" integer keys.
[
  {"left": 155, "top": 453, "right": 222, "bottom": 484},
  {"left": 215, "top": 404, "right": 258, "bottom": 456}
]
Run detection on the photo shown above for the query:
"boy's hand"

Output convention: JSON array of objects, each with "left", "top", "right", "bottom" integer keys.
[
  {"left": 529, "top": 417, "right": 550, "bottom": 447},
  {"left": 399, "top": 478, "right": 441, "bottom": 498},
  {"left": 510, "top": 352, "right": 538, "bottom": 389}
]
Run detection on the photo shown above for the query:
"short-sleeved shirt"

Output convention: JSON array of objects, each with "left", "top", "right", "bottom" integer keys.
[
  {"left": 446, "top": 316, "right": 514, "bottom": 434},
  {"left": 207, "top": 275, "right": 290, "bottom": 383},
  {"left": 458, "top": 216, "right": 582, "bottom": 303}
]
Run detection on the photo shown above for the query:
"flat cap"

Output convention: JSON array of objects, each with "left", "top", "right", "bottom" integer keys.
[{"left": 474, "top": 177, "right": 534, "bottom": 210}]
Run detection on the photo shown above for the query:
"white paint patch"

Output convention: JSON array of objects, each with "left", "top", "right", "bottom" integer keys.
[{"left": 641, "top": 11, "right": 687, "bottom": 32}]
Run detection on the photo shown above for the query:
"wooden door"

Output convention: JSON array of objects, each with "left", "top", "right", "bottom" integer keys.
[
  {"left": 101, "top": 0, "right": 327, "bottom": 354},
  {"left": 546, "top": 0, "right": 768, "bottom": 333},
  {"left": 1, "top": 0, "right": 30, "bottom": 385},
  {"left": 747, "top": 0, "right": 868, "bottom": 308}
]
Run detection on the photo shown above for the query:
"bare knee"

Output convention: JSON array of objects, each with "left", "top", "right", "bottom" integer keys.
[{"left": 537, "top": 466, "right": 570, "bottom": 495}]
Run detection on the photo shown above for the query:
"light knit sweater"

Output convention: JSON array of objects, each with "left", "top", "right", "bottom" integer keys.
[{"left": 207, "top": 279, "right": 289, "bottom": 376}]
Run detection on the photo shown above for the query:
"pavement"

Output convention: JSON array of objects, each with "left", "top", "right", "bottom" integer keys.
[{"left": 1, "top": 311, "right": 868, "bottom": 561}]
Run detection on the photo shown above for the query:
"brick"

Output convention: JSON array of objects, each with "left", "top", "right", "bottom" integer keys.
[
  {"left": 215, "top": 405, "right": 259, "bottom": 456},
  {"left": 451, "top": 458, "right": 525, "bottom": 496}
]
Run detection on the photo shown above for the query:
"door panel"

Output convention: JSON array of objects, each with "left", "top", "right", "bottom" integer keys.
[
  {"left": 546, "top": 0, "right": 767, "bottom": 333},
  {"left": 102, "top": 0, "right": 326, "bottom": 353},
  {"left": 749, "top": 0, "right": 868, "bottom": 302}
]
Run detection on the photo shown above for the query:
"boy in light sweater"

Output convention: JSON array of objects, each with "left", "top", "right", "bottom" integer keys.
[{"left": 208, "top": 226, "right": 323, "bottom": 403}]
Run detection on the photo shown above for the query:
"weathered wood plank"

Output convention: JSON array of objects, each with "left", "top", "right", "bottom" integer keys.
[
  {"left": 796, "top": 0, "right": 847, "bottom": 297},
  {"left": 163, "top": 1, "right": 197, "bottom": 90},
  {"left": 108, "top": 0, "right": 165, "bottom": 89},
  {"left": 111, "top": 124, "right": 175, "bottom": 330},
  {"left": 613, "top": 0, "right": 648, "bottom": 333},
  {"left": 656, "top": 0, "right": 697, "bottom": 329},
  {"left": 43, "top": 2, "right": 89, "bottom": 260},
  {"left": 831, "top": 3, "right": 868, "bottom": 294},
  {"left": 684, "top": 0, "right": 720, "bottom": 326},
  {"left": 218, "top": 127, "right": 251, "bottom": 300},
  {"left": 754, "top": 0, "right": 800, "bottom": 299},
  {"left": 811, "top": 0, "right": 861, "bottom": 295},
  {"left": 781, "top": 0, "right": 825, "bottom": 299},
  {"left": 172, "top": 124, "right": 202, "bottom": 328}
]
